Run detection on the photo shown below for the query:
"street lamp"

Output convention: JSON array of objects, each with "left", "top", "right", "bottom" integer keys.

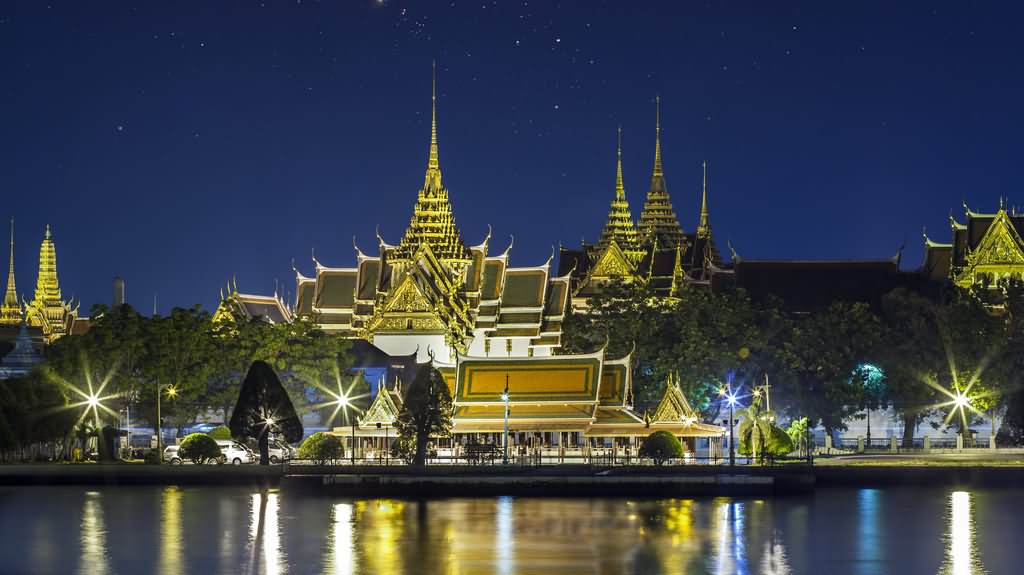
[
  {"left": 719, "top": 387, "right": 738, "bottom": 467},
  {"left": 336, "top": 393, "right": 356, "bottom": 466},
  {"left": 501, "top": 374, "right": 510, "bottom": 465},
  {"left": 155, "top": 384, "right": 177, "bottom": 464}
]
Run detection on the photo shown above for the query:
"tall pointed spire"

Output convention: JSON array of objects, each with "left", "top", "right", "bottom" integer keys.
[
  {"left": 424, "top": 59, "right": 442, "bottom": 190},
  {"left": 597, "top": 128, "right": 640, "bottom": 256},
  {"left": 653, "top": 96, "right": 663, "bottom": 178},
  {"left": 638, "top": 97, "right": 685, "bottom": 248},
  {"left": 0, "top": 218, "right": 20, "bottom": 326},
  {"left": 696, "top": 161, "right": 711, "bottom": 239},
  {"left": 615, "top": 126, "right": 625, "bottom": 200},
  {"left": 395, "top": 62, "right": 469, "bottom": 263}
]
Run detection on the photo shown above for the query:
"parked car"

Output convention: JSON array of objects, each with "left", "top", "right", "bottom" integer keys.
[
  {"left": 215, "top": 440, "right": 255, "bottom": 465},
  {"left": 163, "top": 445, "right": 183, "bottom": 465},
  {"left": 268, "top": 440, "right": 296, "bottom": 464}
]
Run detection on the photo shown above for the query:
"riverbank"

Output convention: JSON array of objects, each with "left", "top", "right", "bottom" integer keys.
[
  {"left": 0, "top": 463, "right": 284, "bottom": 486},
  {"left": 2, "top": 461, "right": 1023, "bottom": 493}
]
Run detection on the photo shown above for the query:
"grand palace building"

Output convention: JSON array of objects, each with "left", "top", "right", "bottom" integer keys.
[{"left": 6, "top": 78, "right": 1024, "bottom": 455}]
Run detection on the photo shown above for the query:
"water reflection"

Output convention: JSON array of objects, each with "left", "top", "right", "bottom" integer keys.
[
  {"left": 4, "top": 486, "right": 1023, "bottom": 574},
  {"left": 858, "top": 489, "right": 882, "bottom": 575},
  {"left": 78, "top": 491, "right": 110, "bottom": 575},
  {"left": 325, "top": 503, "right": 356, "bottom": 575},
  {"left": 160, "top": 486, "right": 183, "bottom": 575},
  {"left": 938, "top": 491, "right": 986, "bottom": 575},
  {"left": 248, "top": 490, "right": 286, "bottom": 575}
]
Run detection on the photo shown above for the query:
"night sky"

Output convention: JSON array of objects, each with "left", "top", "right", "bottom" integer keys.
[{"left": 2, "top": 2, "right": 1023, "bottom": 314}]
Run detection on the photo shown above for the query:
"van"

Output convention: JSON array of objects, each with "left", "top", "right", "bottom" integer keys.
[{"left": 215, "top": 440, "right": 255, "bottom": 465}]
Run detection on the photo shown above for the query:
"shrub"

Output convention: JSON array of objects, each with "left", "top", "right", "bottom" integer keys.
[
  {"left": 178, "top": 433, "right": 224, "bottom": 465},
  {"left": 298, "top": 432, "right": 344, "bottom": 465},
  {"left": 207, "top": 426, "right": 233, "bottom": 441},
  {"left": 142, "top": 449, "right": 161, "bottom": 465},
  {"left": 389, "top": 435, "right": 436, "bottom": 464},
  {"left": 639, "top": 431, "right": 684, "bottom": 465}
]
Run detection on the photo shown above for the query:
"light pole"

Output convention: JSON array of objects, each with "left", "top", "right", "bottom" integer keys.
[
  {"left": 154, "top": 384, "right": 177, "bottom": 464},
  {"left": 719, "top": 386, "right": 738, "bottom": 466},
  {"left": 502, "top": 374, "right": 510, "bottom": 465},
  {"left": 336, "top": 393, "right": 357, "bottom": 466}
]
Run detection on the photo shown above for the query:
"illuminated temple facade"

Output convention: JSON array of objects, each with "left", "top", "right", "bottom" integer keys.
[
  {"left": 288, "top": 85, "right": 570, "bottom": 363},
  {"left": 0, "top": 221, "right": 77, "bottom": 346},
  {"left": 923, "top": 201, "right": 1024, "bottom": 298},
  {"left": 217, "top": 84, "right": 725, "bottom": 448},
  {"left": 557, "top": 99, "right": 722, "bottom": 306}
]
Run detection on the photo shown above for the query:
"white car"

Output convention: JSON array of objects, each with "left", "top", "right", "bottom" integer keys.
[
  {"left": 163, "top": 445, "right": 183, "bottom": 465},
  {"left": 268, "top": 440, "right": 295, "bottom": 464},
  {"left": 216, "top": 440, "right": 255, "bottom": 465}
]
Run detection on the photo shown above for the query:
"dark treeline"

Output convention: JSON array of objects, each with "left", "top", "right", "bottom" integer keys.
[
  {"left": 561, "top": 280, "right": 1024, "bottom": 446},
  {"left": 0, "top": 303, "right": 351, "bottom": 460}
]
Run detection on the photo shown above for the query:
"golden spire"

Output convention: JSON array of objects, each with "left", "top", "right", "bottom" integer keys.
[
  {"left": 597, "top": 128, "right": 640, "bottom": 256},
  {"left": 424, "top": 60, "right": 442, "bottom": 190},
  {"left": 653, "top": 96, "right": 663, "bottom": 178},
  {"left": 638, "top": 97, "right": 684, "bottom": 248},
  {"left": 0, "top": 217, "right": 20, "bottom": 326},
  {"left": 697, "top": 161, "right": 711, "bottom": 239},
  {"left": 615, "top": 126, "right": 625, "bottom": 200},
  {"left": 395, "top": 62, "right": 469, "bottom": 263},
  {"left": 26, "top": 224, "right": 76, "bottom": 341}
]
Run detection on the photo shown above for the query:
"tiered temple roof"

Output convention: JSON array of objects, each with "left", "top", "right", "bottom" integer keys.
[
  {"left": 24, "top": 225, "right": 76, "bottom": 342},
  {"left": 558, "top": 103, "right": 722, "bottom": 303},
  {"left": 922, "top": 201, "right": 1024, "bottom": 290},
  {"left": 595, "top": 128, "right": 643, "bottom": 262},
  {"left": 637, "top": 98, "right": 686, "bottom": 250},
  {"left": 284, "top": 74, "right": 570, "bottom": 360}
]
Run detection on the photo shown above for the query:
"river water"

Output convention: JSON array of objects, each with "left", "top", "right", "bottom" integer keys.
[{"left": 0, "top": 485, "right": 1017, "bottom": 574}]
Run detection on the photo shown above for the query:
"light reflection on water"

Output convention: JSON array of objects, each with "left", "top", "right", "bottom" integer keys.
[
  {"left": 938, "top": 491, "right": 986, "bottom": 575},
  {"left": 78, "top": 491, "right": 109, "bottom": 575},
  {"left": 0, "top": 486, "right": 1017, "bottom": 574}
]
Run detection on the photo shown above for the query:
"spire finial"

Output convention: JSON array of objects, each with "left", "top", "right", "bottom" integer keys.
[
  {"left": 425, "top": 60, "right": 442, "bottom": 188},
  {"left": 697, "top": 161, "right": 711, "bottom": 239},
  {"left": 615, "top": 126, "right": 625, "bottom": 200},
  {"left": 653, "top": 96, "right": 663, "bottom": 178},
  {"left": 44, "top": 224, "right": 51, "bottom": 240}
]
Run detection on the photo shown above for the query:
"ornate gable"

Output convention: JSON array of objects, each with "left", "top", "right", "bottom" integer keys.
[
  {"left": 650, "top": 374, "right": 697, "bottom": 423},
  {"left": 360, "top": 384, "right": 401, "bottom": 426},
  {"left": 955, "top": 209, "right": 1024, "bottom": 288},
  {"left": 589, "top": 241, "right": 637, "bottom": 279}
]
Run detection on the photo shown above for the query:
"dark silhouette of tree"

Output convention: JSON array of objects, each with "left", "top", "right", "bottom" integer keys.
[
  {"left": 394, "top": 364, "right": 452, "bottom": 466},
  {"left": 229, "top": 361, "right": 303, "bottom": 465}
]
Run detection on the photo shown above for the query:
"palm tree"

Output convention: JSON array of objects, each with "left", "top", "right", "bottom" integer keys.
[{"left": 737, "top": 395, "right": 775, "bottom": 463}]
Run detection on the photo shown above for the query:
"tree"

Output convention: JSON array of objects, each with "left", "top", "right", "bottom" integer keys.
[
  {"left": 737, "top": 394, "right": 776, "bottom": 460},
  {"left": 207, "top": 426, "right": 233, "bottom": 441},
  {"left": 786, "top": 417, "right": 811, "bottom": 456},
  {"left": 773, "top": 302, "right": 882, "bottom": 436},
  {"left": 394, "top": 364, "right": 453, "bottom": 466},
  {"left": 229, "top": 361, "right": 303, "bottom": 465},
  {"left": 639, "top": 431, "right": 683, "bottom": 465},
  {"left": 142, "top": 306, "right": 217, "bottom": 434},
  {"left": 178, "top": 433, "right": 223, "bottom": 464},
  {"left": 207, "top": 314, "right": 350, "bottom": 422},
  {"left": 876, "top": 289, "right": 945, "bottom": 446},
  {"left": 297, "top": 432, "right": 343, "bottom": 465}
]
